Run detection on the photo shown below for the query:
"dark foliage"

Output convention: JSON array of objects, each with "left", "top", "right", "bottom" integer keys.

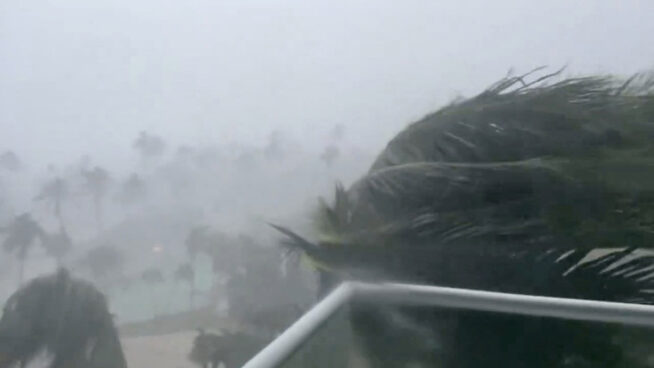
[
  {"left": 0, "top": 269, "right": 127, "bottom": 368},
  {"left": 276, "top": 70, "right": 654, "bottom": 367}
]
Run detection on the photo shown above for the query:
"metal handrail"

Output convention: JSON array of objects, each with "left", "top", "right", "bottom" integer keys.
[{"left": 242, "top": 282, "right": 654, "bottom": 368}]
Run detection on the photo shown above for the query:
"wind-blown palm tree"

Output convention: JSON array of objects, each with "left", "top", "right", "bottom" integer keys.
[
  {"left": 1, "top": 213, "right": 44, "bottom": 285},
  {"left": 276, "top": 70, "right": 654, "bottom": 367},
  {"left": 0, "top": 269, "right": 127, "bottom": 368}
]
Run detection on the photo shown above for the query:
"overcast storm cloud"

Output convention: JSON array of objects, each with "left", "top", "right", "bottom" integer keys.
[{"left": 1, "top": 0, "right": 653, "bottom": 166}]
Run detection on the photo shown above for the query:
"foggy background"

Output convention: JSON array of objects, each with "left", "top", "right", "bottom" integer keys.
[{"left": 1, "top": 0, "right": 653, "bottom": 324}]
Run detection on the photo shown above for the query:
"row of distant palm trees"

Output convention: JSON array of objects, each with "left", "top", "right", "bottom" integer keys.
[{"left": 0, "top": 130, "right": 159, "bottom": 286}]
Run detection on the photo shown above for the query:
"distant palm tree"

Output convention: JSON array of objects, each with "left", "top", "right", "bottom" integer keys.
[
  {"left": 0, "top": 213, "right": 44, "bottom": 285},
  {"left": 35, "top": 177, "right": 68, "bottom": 228},
  {"left": 174, "top": 262, "right": 195, "bottom": 309},
  {"left": 81, "top": 166, "right": 110, "bottom": 231},
  {"left": 133, "top": 131, "right": 166, "bottom": 162}
]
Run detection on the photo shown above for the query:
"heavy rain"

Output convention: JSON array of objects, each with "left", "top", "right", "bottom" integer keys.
[{"left": 1, "top": 1, "right": 654, "bottom": 367}]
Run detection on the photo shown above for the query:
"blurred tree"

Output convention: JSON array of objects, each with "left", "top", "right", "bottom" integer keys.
[
  {"left": 174, "top": 262, "right": 196, "bottom": 309},
  {"left": 34, "top": 177, "right": 68, "bottom": 229},
  {"left": 133, "top": 131, "right": 166, "bottom": 161},
  {"left": 0, "top": 269, "right": 128, "bottom": 368},
  {"left": 81, "top": 166, "right": 110, "bottom": 231},
  {"left": 0, "top": 213, "right": 44, "bottom": 284},
  {"left": 0, "top": 150, "right": 21, "bottom": 171}
]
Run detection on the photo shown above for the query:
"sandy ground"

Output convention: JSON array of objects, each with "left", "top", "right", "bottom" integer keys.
[{"left": 121, "top": 331, "right": 199, "bottom": 368}]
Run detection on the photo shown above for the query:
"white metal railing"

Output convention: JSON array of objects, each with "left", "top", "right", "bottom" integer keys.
[{"left": 242, "top": 282, "right": 654, "bottom": 368}]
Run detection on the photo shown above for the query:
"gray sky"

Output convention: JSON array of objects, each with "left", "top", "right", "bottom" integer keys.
[{"left": 1, "top": 0, "right": 653, "bottom": 167}]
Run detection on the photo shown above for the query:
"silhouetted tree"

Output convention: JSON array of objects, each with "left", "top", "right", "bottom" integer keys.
[
  {"left": 0, "top": 269, "right": 127, "bottom": 368},
  {"left": 1, "top": 213, "right": 44, "bottom": 284},
  {"left": 133, "top": 131, "right": 166, "bottom": 161}
]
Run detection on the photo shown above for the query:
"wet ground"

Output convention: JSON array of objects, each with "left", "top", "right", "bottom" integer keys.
[{"left": 122, "top": 331, "right": 198, "bottom": 368}]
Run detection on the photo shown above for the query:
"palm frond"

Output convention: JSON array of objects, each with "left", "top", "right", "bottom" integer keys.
[{"left": 370, "top": 70, "right": 654, "bottom": 171}]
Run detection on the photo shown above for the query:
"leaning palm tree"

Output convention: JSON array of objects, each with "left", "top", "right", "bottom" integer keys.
[
  {"left": 1, "top": 213, "right": 44, "bottom": 285},
  {"left": 275, "top": 69, "right": 654, "bottom": 367},
  {"left": 0, "top": 269, "right": 127, "bottom": 368}
]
